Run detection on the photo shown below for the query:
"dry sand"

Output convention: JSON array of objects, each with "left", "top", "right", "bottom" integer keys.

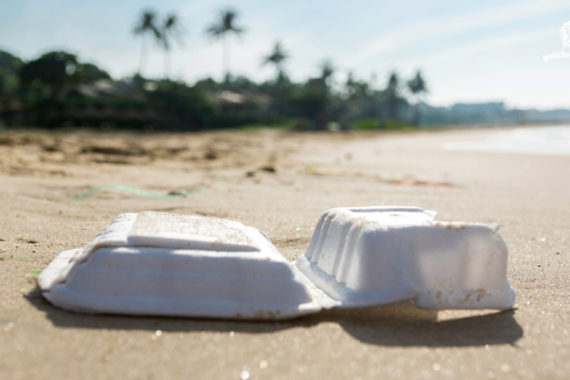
[{"left": 0, "top": 127, "right": 568, "bottom": 379}]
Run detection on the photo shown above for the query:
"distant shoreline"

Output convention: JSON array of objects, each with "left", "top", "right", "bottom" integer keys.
[{"left": 444, "top": 125, "right": 570, "bottom": 156}]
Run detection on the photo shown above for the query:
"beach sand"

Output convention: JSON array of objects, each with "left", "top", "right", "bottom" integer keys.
[{"left": 0, "top": 127, "right": 568, "bottom": 379}]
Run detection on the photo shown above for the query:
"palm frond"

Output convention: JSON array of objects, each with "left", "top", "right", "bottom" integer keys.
[
  {"left": 133, "top": 10, "right": 158, "bottom": 35},
  {"left": 205, "top": 8, "right": 245, "bottom": 38}
]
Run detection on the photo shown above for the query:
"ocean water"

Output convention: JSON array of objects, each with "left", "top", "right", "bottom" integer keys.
[{"left": 445, "top": 125, "right": 570, "bottom": 156}]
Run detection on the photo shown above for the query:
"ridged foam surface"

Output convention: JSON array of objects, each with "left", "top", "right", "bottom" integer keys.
[
  {"left": 296, "top": 207, "right": 515, "bottom": 309},
  {"left": 39, "top": 208, "right": 515, "bottom": 319}
]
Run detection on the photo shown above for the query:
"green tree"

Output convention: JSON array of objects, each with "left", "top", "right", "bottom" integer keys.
[
  {"left": 319, "top": 59, "right": 334, "bottom": 84},
  {"left": 206, "top": 8, "right": 245, "bottom": 82},
  {"left": 288, "top": 79, "right": 327, "bottom": 129},
  {"left": 386, "top": 72, "right": 399, "bottom": 95},
  {"left": 19, "top": 51, "right": 80, "bottom": 101},
  {"left": 146, "top": 80, "right": 215, "bottom": 130},
  {"left": 262, "top": 41, "right": 288, "bottom": 83},
  {"left": 343, "top": 71, "right": 377, "bottom": 120},
  {"left": 288, "top": 60, "right": 336, "bottom": 130},
  {"left": 407, "top": 70, "right": 428, "bottom": 125},
  {"left": 18, "top": 51, "right": 81, "bottom": 127},
  {"left": 0, "top": 50, "right": 23, "bottom": 100},
  {"left": 383, "top": 71, "right": 404, "bottom": 120},
  {"left": 133, "top": 9, "right": 161, "bottom": 77},
  {"left": 76, "top": 62, "right": 111, "bottom": 83}
]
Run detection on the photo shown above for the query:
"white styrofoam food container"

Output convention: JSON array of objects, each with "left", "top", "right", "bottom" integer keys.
[{"left": 39, "top": 208, "right": 515, "bottom": 319}]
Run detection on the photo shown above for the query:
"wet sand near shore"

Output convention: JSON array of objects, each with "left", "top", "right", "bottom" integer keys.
[{"left": 0, "top": 127, "right": 568, "bottom": 379}]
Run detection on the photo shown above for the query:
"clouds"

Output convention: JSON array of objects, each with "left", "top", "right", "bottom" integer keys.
[
  {"left": 343, "top": 0, "right": 570, "bottom": 67},
  {"left": 543, "top": 20, "right": 570, "bottom": 62}
]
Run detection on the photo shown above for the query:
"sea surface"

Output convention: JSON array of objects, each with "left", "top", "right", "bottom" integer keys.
[{"left": 445, "top": 125, "right": 570, "bottom": 156}]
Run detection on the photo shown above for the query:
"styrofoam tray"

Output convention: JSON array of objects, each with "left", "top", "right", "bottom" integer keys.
[
  {"left": 39, "top": 208, "right": 515, "bottom": 319},
  {"left": 296, "top": 207, "right": 515, "bottom": 310}
]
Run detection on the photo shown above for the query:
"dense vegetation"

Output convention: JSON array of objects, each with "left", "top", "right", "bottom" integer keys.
[
  {"left": 0, "top": 47, "right": 430, "bottom": 130},
  {"left": 1, "top": 8, "right": 567, "bottom": 131}
]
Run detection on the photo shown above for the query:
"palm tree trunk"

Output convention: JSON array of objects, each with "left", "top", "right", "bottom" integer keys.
[
  {"left": 223, "top": 35, "right": 230, "bottom": 82},
  {"left": 138, "top": 36, "right": 148, "bottom": 76},
  {"left": 164, "top": 50, "right": 171, "bottom": 79}
]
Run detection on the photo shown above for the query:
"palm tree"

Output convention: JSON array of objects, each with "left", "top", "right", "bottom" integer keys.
[
  {"left": 320, "top": 59, "right": 334, "bottom": 84},
  {"left": 205, "top": 8, "right": 245, "bottom": 82},
  {"left": 133, "top": 9, "right": 161, "bottom": 76},
  {"left": 159, "top": 13, "right": 183, "bottom": 79},
  {"left": 262, "top": 41, "right": 288, "bottom": 82},
  {"left": 407, "top": 70, "right": 428, "bottom": 125},
  {"left": 384, "top": 71, "right": 402, "bottom": 120}
]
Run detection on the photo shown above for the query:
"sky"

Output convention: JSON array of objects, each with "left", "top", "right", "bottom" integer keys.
[{"left": 1, "top": 0, "right": 569, "bottom": 109}]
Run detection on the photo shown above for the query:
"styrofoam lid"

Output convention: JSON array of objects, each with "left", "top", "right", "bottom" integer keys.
[{"left": 38, "top": 207, "right": 515, "bottom": 319}]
